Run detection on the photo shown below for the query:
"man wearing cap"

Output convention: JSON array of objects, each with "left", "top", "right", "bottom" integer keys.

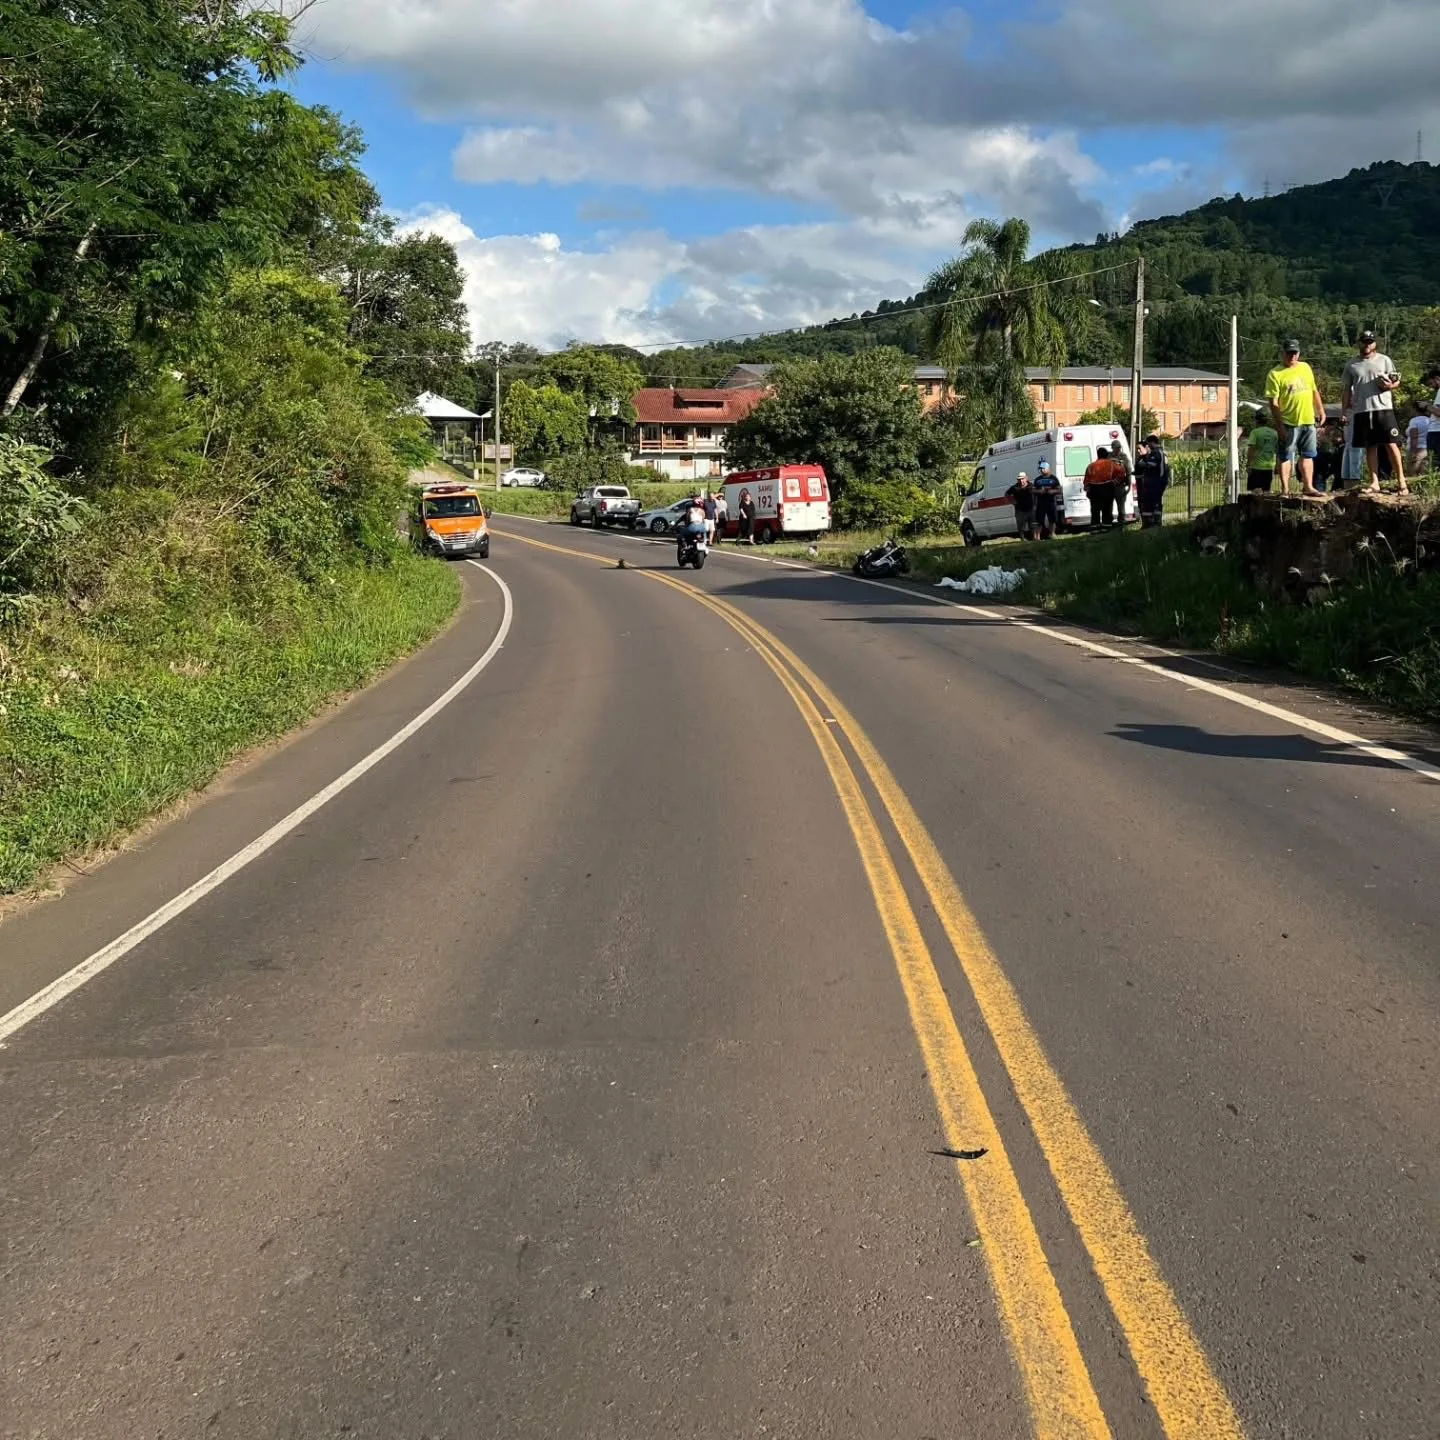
[
  {"left": 1265, "top": 340, "right": 1326, "bottom": 496},
  {"left": 1032, "top": 458, "right": 1062, "bottom": 539},
  {"left": 1005, "top": 470, "right": 1037, "bottom": 541},
  {"left": 1134, "top": 434, "right": 1171, "bottom": 528},
  {"left": 1341, "top": 330, "right": 1408, "bottom": 495}
]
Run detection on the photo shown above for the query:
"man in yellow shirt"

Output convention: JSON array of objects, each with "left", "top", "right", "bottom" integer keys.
[{"left": 1265, "top": 339, "right": 1327, "bottom": 496}]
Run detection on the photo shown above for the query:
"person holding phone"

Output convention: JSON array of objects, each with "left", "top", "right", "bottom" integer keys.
[{"left": 1340, "top": 330, "right": 1408, "bottom": 495}]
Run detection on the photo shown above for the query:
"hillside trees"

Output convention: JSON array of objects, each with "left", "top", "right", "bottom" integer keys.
[
  {"left": 0, "top": 0, "right": 372, "bottom": 456},
  {"left": 339, "top": 224, "right": 471, "bottom": 402}
]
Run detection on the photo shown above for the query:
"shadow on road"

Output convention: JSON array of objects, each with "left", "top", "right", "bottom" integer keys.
[{"left": 1109, "top": 722, "right": 1399, "bottom": 769}]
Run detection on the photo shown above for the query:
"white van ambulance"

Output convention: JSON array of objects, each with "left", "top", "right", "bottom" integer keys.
[
  {"left": 721, "top": 465, "right": 831, "bottom": 544},
  {"left": 958, "top": 424, "right": 1135, "bottom": 544}
]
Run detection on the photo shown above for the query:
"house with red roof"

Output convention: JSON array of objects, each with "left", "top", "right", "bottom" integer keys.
[{"left": 626, "top": 386, "right": 770, "bottom": 480}]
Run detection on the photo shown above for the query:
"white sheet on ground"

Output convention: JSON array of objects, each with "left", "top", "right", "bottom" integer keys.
[{"left": 936, "top": 567, "right": 1026, "bottom": 595}]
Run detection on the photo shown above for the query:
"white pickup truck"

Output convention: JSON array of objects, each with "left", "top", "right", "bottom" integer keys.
[{"left": 569, "top": 485, "right": 642, "bottom": 530}]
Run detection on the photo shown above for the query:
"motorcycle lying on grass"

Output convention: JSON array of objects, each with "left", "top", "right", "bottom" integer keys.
[{"left": 852, "top": 537, "right": 911, "bottom": 578}]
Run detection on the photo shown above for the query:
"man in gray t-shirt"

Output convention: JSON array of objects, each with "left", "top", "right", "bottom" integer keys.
[{"left": 1340, "top": 329, "right": 1408, "bottom": 494}]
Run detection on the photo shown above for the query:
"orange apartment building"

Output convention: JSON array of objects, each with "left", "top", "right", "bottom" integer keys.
[
  {"left": 720, "top": 362, "right": 1231, "bottom": 440},
  {"left": 912, "top": 365, "right": 1231, "bottom": 438}
]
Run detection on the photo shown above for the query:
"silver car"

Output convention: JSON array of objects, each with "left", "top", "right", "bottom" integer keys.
[
  {"left": 636, "top": 498, "right": 694, "bottom": 534},
  {"left": 501, "top": 467, "right": 546, "bottom": 488}
]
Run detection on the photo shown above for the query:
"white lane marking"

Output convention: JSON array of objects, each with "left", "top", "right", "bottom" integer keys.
[
  {"left": 836, "top": 573, "right": 1440, "bottom": 783},
  {"left": 0, "top": 564, "right": 515, "bottom": 1046}
]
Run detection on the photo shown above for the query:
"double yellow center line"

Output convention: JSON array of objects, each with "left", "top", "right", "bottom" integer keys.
[{"left": 500, "top": 530, "right": 1247, "bottom": 1440}]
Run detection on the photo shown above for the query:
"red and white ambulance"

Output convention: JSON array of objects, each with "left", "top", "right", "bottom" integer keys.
[{"left": 720, "top": 465, "right": 832, "bottom": 544}]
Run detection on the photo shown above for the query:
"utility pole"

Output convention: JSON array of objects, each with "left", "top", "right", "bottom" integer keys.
[
  {"left": 1227, "top": 315, "right": 1240, "bottom": 503},
  {"left": 1126, "top": 256, "right": 1146, "bottom": 530},
  {"left": 493, "top": 355, "right": 502, "bottom": 492}
]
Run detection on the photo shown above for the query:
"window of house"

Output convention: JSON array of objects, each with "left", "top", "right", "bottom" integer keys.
[
  {"left": 1202, "top": 385, "right": 1219, "bottom": 403},
  {"left": 1043, "top": 412, "right": 1057, "bottom": 429},
  {"left": 1041, "top": 382, "right": 1054, "bottom": 402},
  {"left": 642, "top": 424, "right": 659, "bottom": 441},
  {"left": 695, "top": 426, "right": 713, "bottom": 441}
]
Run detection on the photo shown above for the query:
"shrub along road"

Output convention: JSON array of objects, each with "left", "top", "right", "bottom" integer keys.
[{"left": 1, "top": 523, "right": 1437, "bottom": 1438}]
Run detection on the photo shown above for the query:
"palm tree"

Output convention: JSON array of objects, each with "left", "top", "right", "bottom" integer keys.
[{"left": 925, "top": 217, "right": 1089, "bottom": 439}]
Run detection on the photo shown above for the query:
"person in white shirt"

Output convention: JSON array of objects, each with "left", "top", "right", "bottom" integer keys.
[
  {"left": 1426, "top": 367, "right": 1440, "bottom": 475},
  {"left": 1339, "top": 330, "right": 1406, "bottom": 494},
  {"left": 1406, "top": 406, "right": 1430, "bottom": 470}
]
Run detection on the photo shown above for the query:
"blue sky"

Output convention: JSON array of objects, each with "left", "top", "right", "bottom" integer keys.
[{"left": 290, "top": 0, "right": 1432, "bottom": 348}]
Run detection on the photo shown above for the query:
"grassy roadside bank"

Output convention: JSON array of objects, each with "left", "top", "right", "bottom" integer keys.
[{"left": 0, "top": 554, "right": 461, "bottom": 896}]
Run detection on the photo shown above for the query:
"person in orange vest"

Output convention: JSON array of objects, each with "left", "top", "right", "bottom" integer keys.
[{"left": 1083, "top": 447, "right": 1126, "bottom": 529}]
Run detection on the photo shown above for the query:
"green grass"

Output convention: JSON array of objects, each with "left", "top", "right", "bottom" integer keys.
[{"left": 0, "top": 553, "right": 461, "bottom": 894}]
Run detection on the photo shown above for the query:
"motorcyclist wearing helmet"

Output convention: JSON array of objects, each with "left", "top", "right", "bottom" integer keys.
[{"left": 678, "top": 495, "right": 707, "bottom": 558}]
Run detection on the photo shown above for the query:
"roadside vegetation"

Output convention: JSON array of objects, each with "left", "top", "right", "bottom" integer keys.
[{"left": 0, "top": 0, "right": 472, "bottom": 894}]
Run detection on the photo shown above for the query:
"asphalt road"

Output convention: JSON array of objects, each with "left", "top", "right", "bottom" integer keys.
[{"left": 2, "top": 519, "right": 1437, "bottom": 1440}]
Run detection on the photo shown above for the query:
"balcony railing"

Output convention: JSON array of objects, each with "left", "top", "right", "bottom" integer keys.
[{"left": 636, "top": 437, "right": 726, "bottom": 452}]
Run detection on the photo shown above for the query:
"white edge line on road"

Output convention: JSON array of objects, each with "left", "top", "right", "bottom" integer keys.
[
  {"left": 845, "top": 572, "right": 1440, "bottom": 784},
  {"left": 0, "top": 562, "right": 515, "bottom": 1046},
  {"left": 494, "top": 514, "right": 1440, "bottom": 782}
]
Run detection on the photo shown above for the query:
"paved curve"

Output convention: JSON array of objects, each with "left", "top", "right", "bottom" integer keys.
[{"left": 1, "top": 521, "right": 1436, "bottom": 1439}]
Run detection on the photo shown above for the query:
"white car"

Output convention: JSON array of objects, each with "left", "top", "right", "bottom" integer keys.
[
  {"left": 501, "top": 467, "right": 545, "bottom": 488},
  {"left": 636, "top": 498, "right": 695, "bottom": 534}
]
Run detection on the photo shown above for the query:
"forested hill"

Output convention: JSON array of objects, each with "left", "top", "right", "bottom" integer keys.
[
  {"left": 1079, "top": 160, "right": 1440, "bottom": 307},
  {"left": 639, "top": 161, "right": 1440, "bottom": 386}
]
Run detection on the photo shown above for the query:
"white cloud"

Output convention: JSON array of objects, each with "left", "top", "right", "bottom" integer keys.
[
  {"left": 400, "top": 207, "right": 934, "bottom": 351},
  {"left": 311, "top": 0, "right": 1440, "bottom": 343},
  {"left": 308, "top": 0, "right": 1440, "bottom": 200},
  {"left": 308, "top": 0, "right": 1109, "bottom": 236}
]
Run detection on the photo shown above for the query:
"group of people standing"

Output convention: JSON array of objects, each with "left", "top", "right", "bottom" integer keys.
[
  {"left": 1002, "top": 438, "right": 1171, "bottom": 539},
  {"left": 1250, "top": 333, "right": 1431, "bottom": 497},
  {"left": 687, "top": 486, "right": 759, "bottom": 543}
]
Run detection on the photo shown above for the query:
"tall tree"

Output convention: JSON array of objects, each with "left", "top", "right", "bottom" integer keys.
[
  {"left": 537, "top": 345, "right": 645, "bottom": 441},
  {"left": 501, "top": 380, "right": 589, "bottom": 462},
  {"left": 925, "top": 217, "right": 1088, "bottom": 438},
  {"left": 0, "top": 0, "right": 365, "bottom": 438},
  {"left": 725, "top": 348, "right": 931, "bottom": 502},
  {"left": 340, "top": 225, "right": 471, "bottom": 402}
]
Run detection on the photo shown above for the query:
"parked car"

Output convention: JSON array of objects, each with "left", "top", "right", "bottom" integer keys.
[
  {"left": 570, "top": 485, "right": 642, "bottom": 529},
  {"left": 410, "top": 483, "right": 490, "bottom": 558},
  {"left": 636, "top": 498, "right": 695, "bottom": 534},
  {"left": 501, "top": 466, "right": 545, "bottom": 488}
]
